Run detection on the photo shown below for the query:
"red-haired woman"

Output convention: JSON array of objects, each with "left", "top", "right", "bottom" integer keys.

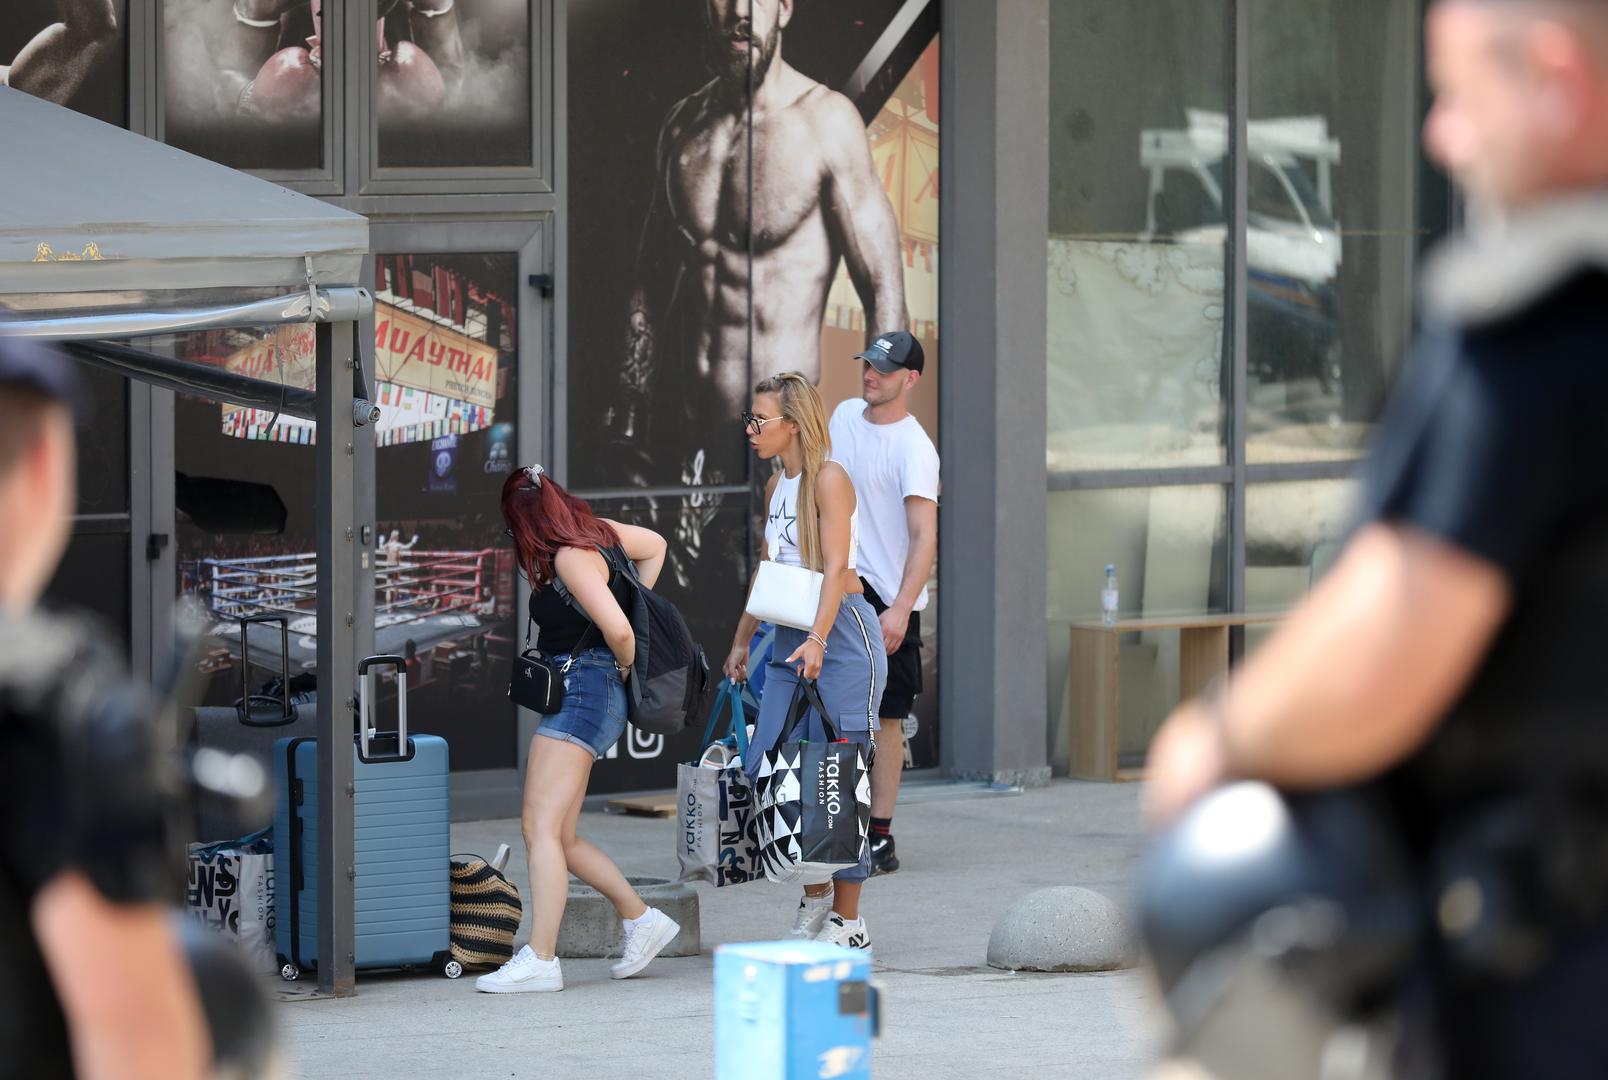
[{"left": 475, "top": 465, "right": 680, "bottom": 994}]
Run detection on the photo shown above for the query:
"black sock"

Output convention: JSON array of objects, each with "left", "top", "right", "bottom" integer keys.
[{"left": 870, "top": 817, "right": 893, "bottom": 837}]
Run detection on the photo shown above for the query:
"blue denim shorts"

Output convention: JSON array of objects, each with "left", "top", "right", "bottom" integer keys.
[{"left": 534, "top": 648, "right": 627, "bottom": 759}]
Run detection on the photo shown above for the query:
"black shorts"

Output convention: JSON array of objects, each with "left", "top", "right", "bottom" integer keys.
[{"left": 861, "top": 579, "right": 923, "bottom": 720}]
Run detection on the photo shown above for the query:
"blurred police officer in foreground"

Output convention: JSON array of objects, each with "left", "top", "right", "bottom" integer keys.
[
  {"left": 0, "top": 337, "right": 209, "bottom": 1078},
  {"left": 1145, "top": 1, "right": 1608, "bottom": 1076}
]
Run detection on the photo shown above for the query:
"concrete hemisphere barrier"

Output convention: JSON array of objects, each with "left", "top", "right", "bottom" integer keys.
[
  {"left": 986, "top": 886, "right": 1138, "bottom": 973},
  {"left": 556, "top": 876, "right": 701, "bottom": 959}
]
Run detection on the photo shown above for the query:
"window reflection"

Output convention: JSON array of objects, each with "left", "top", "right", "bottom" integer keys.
[
  {"left": 1245, "top": 478, "right": 1359, "bottom": 651},
  {"left": 1046, "top": 485, "right": 1228, "bottom": 770},
  {"left": 172, "top": 254, "right": 521, "bottom": 773},
  {"left": 1248, "top": 0, "right": 1427, "bottom": 461},
  {"left": 1047, "top": 1, "right": 1231, "bottom": 472}
]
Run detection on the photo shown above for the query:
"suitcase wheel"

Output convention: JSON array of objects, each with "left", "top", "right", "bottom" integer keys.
[
  {"left": 444, "top": 959, "right": 464, "bottom": 980},
  {"left": 281, "top": 963, "right": 301, "bottom": 982}
]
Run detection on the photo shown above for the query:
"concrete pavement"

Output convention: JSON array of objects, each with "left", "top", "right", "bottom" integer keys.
[{"left": 272, "top": 779, "right": 1163, "bottom": 1079}]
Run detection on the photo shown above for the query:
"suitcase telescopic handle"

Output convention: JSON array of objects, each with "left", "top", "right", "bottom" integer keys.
[
  {"left": 358, "top": 654, "right": 408, "bottom": 760},
  {"left": 238, "top": 614, "right": 296, "bottom": 727}
]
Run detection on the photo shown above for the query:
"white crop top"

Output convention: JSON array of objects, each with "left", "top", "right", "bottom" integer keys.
[{"left": 765, "top": 468, "right": 859, "bottom": 570}]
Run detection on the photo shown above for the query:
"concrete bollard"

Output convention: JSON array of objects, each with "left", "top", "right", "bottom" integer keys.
[
  {"left": 986, "top": 886, "right": 1138, "bottom": 973},
  {"left": 556, "top": 876, "right": 701, "bottom": 959}
]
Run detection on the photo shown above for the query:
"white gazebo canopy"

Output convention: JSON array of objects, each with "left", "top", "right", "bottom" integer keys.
[{"left": 0, "top": 86, "right": 369, "bottom": 339}]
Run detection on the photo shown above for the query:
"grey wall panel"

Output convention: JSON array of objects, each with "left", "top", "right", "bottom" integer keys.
[{"left": 938, "top": 0, "right": 1051, "bottom": 786}]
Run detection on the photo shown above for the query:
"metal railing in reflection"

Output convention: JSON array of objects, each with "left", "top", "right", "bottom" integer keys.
[{"left": 199, "top": 549, "right": 498, "bottom": 632}]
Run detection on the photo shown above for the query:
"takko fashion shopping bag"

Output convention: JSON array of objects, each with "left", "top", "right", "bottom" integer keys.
[
  {"left": 676, "top": 680, "right": 763, "bottom": 887},
  {"left": 753, "top": 679, "right": 871, "bottom": 885}
]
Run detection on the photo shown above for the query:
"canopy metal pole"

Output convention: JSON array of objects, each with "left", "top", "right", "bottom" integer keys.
[
  {"left": 315, "top": 319, "right": 358, "bottom": 996},
  {"left": 62, "top": 339, "right": 319, "bottom": 420},
  {"left": 1, "top": 287, "right": 374, "bottom": 340},
  {"left": 353, "top": 256, "right": 377, "bottom": 742}
]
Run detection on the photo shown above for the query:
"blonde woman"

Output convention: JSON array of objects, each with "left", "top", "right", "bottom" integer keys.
[{"left": 723, "top": 372, "right": 888, "bottom": 951}]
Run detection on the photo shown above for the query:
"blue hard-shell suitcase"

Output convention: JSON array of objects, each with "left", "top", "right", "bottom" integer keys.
[{"left": 273, "top": 655, "right": 454, "bottom": 980}]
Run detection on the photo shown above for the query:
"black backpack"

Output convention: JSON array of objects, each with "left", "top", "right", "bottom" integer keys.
[{"left": 553, "top": 545, "right": 709, "bottom": 735}]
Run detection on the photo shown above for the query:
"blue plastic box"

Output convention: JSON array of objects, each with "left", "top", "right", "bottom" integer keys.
[{"left": 715, "top": 941, "right": 877, "bottom": 1080}]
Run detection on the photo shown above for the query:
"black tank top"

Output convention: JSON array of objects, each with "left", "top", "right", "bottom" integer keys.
[{"left": 528, "top": 546, "right": 633, "bottom": 655}]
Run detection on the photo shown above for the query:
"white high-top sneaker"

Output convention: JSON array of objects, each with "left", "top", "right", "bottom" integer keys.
[
  {"left": 790, "top": 889, "right": 835, "bottom": 940},
  {"left": 817, "top": 913, "right": 872, "bottom": 952},
  {"left": 474, "top": 945, "right": 563, "bottom": 993},
  {"left": 611, "top": 908, "right": 681, "bottom": 979}
]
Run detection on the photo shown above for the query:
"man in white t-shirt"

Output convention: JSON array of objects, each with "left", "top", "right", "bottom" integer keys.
[{"left": 830, "top": 330, "right": 939, "bottom": 875}]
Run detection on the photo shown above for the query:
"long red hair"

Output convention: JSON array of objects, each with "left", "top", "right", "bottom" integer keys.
[{"left": 500, "top": 468, "right": 620, "bottom": 590}]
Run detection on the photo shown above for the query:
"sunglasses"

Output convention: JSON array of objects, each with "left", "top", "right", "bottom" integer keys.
[{"left": 741, "top": 411, "right": 785, "bottom": 432}]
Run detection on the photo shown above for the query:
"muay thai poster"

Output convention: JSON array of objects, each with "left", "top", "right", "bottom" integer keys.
[
  {"left": 163, "top": 0, "right": 326, "bottom": 170},
  {"left": 162, "top": 0, "right": 529, "bottom": 173},
  {"left": 567, "top": 0, "right": 942, "bottom": 775},
  {"left": 0, "top": 0, "right": 127, "bottom": 126}
]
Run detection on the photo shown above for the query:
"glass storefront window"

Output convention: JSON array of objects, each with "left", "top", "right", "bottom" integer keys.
[
  {"left": 1046, "top": 485, "right": 1228, "bottom": 767},
  {"left": 1045, "top": 0, "right": 1441, "bottom": 770},
  {"left": 1047, "top": 0, "right": 1231, "bottom": 473},
  {"left": 44, "top": 365, "right": 132, "bottom": 646},
  {"left": 372, "top": 253, "right": 518, "bottom": 771},
  {"left": 1246, "top": 0, "right": 1426, "bottom": 462},
  {"left": 171, "top": 253, "right": 520, "bottom": 773},
  {"left": 73, "top": 363, "right": 130, "bottom": 517},
  {"left": 1244, "top": 477, "right": 1359, "bottom": 651},
  {"left": 46, "top": 532, "right": 131, "bottom": 648}
]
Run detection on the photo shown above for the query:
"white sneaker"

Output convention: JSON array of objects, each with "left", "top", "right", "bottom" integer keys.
[
  {"left": 818, "top": 913, "right": 872, "bottom": 952},
  {"left": 474, "top": 945, "right": 563, "bottom": 993},
  {"left": 611, "top": 908, "right": 680, "bottom": 979},
  {"left": 791, "top": 890, "right": 835, "bottom": 940}
]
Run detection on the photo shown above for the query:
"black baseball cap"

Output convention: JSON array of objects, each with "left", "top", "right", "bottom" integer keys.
[
  {"left": 0, "top": 335, "right": 85, "bottom": 416},
  {"left": 854, "top": 330, "right": 925, "bottom": 375}
]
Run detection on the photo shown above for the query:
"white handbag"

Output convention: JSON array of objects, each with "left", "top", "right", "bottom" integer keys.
[{"left": 745, "top": 560, "right": 823, "bottom": 631}]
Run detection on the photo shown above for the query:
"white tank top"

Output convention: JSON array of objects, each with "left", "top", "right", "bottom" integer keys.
[{"left": 766, "top": 467, "right": 858, "bottom": 570}]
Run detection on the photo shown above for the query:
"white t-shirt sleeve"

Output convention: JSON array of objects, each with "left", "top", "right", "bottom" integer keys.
[
  {"left": 900, "top": 428, "right": 941, "bottom": 502},
  {"left": 829, "top": 398, "right": 857, "bottom": 440}
]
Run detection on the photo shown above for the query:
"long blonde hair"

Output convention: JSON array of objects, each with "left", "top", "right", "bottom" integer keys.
[{"left": 756, "top": 371, "right": 832, "bottom": 571}]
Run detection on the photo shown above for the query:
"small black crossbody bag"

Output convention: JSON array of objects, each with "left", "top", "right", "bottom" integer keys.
[{"left": 509, "top": 612, "right": 595, "bottom": 715}]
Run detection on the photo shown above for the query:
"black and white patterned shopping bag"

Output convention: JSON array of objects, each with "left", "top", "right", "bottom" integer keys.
[{"left": 753, "top": 679, "right": 871, "bottom": 885}]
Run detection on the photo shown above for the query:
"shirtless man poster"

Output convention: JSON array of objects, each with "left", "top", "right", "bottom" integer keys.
[
  {"left": 565, "top": 0, "right": 936, "bottom": 655},
  {"left": 567, "top": 0, "right": 920, "bottom": 489},
  {"left": 616, "top": 0, "right": 909, "bottom": 450}
]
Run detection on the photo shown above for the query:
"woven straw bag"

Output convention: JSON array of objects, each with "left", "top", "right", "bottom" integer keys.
[{"left": 449, "top": 854, "right": 523, "bottom": 969}]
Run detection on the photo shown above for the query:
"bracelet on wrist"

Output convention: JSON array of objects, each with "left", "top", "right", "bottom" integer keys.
[{"left": 806, "top": 632, "right": 829, "bottom": 653}]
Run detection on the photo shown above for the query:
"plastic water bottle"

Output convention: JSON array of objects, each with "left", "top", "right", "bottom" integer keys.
[{"left": 1101, "top": 564, "right": 1119, "bottom": 627}]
